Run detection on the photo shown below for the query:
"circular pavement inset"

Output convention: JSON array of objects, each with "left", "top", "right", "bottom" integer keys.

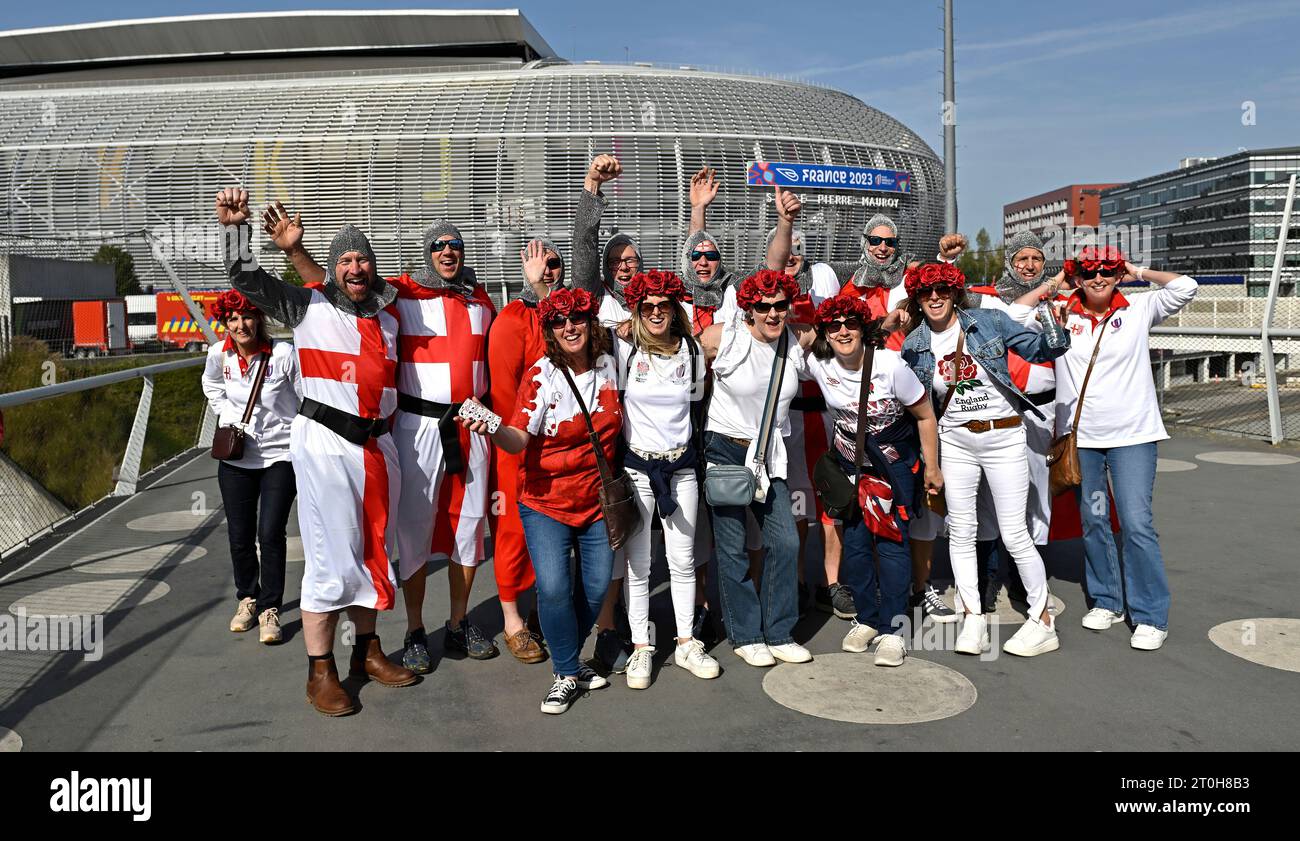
[
  {"left": 9, "top": 580, "right": 171, "bottom": 617},
  {"left": 763, "top": 653, "right": 977, "bottom": 725},
  {"left": 72, "top": 543, "right": 207, "bottom": 574},
  {"left": 0, "top": 727, "right": 21, "bottom": 752},
  {"left": 938, "top": 586, "right": 1065, "bottom": 625},
  {"left": 126, "top": 510, "right": 224, "bottom": 532},
  {"left": 1157, "top": 458, "right": 1198, "bottom": 472},
  {"left": 1208, "top": 618, "right": 1300, "bottom": 674},
  {"left": 1195, "top": 451, "right": 1300, "bottom": 467}
]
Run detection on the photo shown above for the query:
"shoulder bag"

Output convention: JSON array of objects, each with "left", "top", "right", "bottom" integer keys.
[
  {"left": 1048, "top": 322, "right": 1107, "bottom": 497},
  {"left": 703, "top": 330, "right": 788, "bottom": 507},
  {"left": 211, "top": 353, "right": 269, "bottom": 461}
]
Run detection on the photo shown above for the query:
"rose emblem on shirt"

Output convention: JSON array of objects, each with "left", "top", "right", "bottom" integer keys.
[{"left": 938, "top": 351, "right": 981, "bottom": 394}]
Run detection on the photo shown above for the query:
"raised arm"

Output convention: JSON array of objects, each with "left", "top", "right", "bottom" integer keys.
[
  {"left": 571, "top": 154, "right": 621, "bottom": 296},
  {"left": 262, "top": 200, "right": 326, "bottom": 285},
  {"left": 766, "top": 185, "right": 801, "bottom": 271},
  {"left": 1128, "top": 262, "right": 1197, "bottom": 325},
  {"left": 698, "top": 322, "right": 724, "bottom": 363},
  {"left": 688, "top": 167, "right": 718, "bottom": 236},
  {"left": 215, "top": 188, "right": 312, "bottom": 328}
]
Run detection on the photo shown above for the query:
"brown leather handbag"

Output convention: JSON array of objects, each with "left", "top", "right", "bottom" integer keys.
[
  {"left": 1048, "top": 324, "right": 1107, "bottom": 497},
  {"left": 558, "top": 366, "right": 642, "bottom": 551},
  {"left": 211, "top": 354, "right": 269, "bottom": 461}
]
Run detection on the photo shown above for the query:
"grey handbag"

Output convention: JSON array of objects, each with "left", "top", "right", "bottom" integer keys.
[{"left": 703, "top": 330, "right": 788, "bottom": 507}]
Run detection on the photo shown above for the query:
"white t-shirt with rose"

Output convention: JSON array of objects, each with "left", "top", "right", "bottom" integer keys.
[
  {"left": 799, "top": 349, "right": 925, "bottom": 464},
  {"left": 929, "top": 324, "right": 1016, "bottom": 430}
]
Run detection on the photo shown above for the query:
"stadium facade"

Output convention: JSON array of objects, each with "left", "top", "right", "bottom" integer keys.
[{"left": 0, "top": 10, "right": 946, "bottom": 304}]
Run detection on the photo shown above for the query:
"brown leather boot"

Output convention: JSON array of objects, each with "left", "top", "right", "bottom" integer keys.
[
  {"left": 349, "top": 635, "right": 418, "bottom": 687},
  {"left": 306, "top": 655, "right": 355, "bottom": 717}
]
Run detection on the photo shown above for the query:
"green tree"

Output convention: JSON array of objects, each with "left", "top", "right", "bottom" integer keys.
[
  {"left": 281, "top": 264, "right": 305, "bottom": 286},
  {"left": 91, "top": 244, "right": 141, "bottom": 296},
  {"left": 955, "top": 228, "right": 1004, "bottom": 285}
]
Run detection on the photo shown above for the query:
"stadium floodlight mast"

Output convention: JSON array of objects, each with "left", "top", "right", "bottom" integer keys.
[{"left": 943, "top": 0, "right": 957, "bottom": 232}]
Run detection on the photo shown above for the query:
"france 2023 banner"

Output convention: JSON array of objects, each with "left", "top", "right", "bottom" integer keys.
[{"left": 747, "top": 161, "right": 911, "bottom": 193}]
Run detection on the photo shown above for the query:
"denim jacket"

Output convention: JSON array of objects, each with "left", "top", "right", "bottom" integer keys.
[{"left": 900, "top": 307, "right": 1070, "bottom": 421}]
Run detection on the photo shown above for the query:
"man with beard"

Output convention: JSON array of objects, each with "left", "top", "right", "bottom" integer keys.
[
  {"left": 263, "top": 204, "right": 499, "bottom": 672},
  {"left": 216, "top": 188, "right": 415, "bottom": 717}
]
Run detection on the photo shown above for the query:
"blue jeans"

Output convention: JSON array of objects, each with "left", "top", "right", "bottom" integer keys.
[
  {"left": 837, "top": 453, "right": 913, "bottom": 636},
  {"left": 704, "top": 432, "right": 799, "bottom": 648},
  {"left": 517, "top": 503, "right": 614, "bottom": 677},
  {"left": 1077, "top": 443, "right": 1169, "bottom": 629}
]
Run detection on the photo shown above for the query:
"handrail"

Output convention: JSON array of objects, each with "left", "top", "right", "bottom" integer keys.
[
  {"left": 0, "top": 356, "right": 204, "bottom": 409},
  {"left": 1151, "top": 326, "right": 1300, "bottom": 339}
]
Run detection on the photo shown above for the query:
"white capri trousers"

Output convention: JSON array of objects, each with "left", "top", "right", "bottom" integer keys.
[{"left": 625, "top": 466, "right": 699, "bottom": 644}]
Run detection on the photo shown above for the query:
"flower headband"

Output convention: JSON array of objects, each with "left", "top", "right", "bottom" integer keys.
[
  {"left": 209, "top": 290, "right": 261, "bottom": 322},
  {"left": 904, "top": 262, "right": 966, "bottom": 298},
  {"left": 736, "top": 270, "right": 801, "bottom": 310},
  {"left": 623, "top": 270, "right": 687, "bottom": 310},
  {"left": 814, "top": 294, "right": 871, "bottom": 325},
  {"left": 538, "top": 287, "right": 596, "bottom": 323},
  {"left": 1064, "top": 246, "right": 1126, "bottom": 278}
]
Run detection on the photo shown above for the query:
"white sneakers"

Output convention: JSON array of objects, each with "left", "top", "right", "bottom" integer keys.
[
  {"left": 841, "top": 621, "right": 879, "bottom": 653},
  {"left": 674, "top": 639, "right": 720, "bottom": 679},
  {"left": 769, "top": 642, "right": 813, "bottom": 664},
  {"left": 734, "top": 643, "right": 776, "bottom": 667},
  {"left": 955, "top": 614, "right": 991, "bottom": 655},
  {"left": 735, "top": 642, "right": 812, "bottom": 666},
  {"left": 626, "top": 646, "right": 654, "bottom": 689},
  {"left": 1130, "top": 625, "right": 1168, "bottom": 651},
  {"left": 872, "top": 634, "right": 906, "bottom": 667},
  {"left": 1082, "top": 607, "right": 1126, "bottom": 630},
  {"left": 230, "top": 597, "right": 256, "bottom": 633},
  {"left": 1003, "top": 617, "right": 1059, "bottom": 657}
]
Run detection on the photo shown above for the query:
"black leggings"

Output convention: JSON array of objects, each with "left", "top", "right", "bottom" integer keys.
[{"left": 217, "top": 460, "right": 296, "bottom": 613}]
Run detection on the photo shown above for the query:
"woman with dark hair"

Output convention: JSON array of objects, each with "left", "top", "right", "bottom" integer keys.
[
  {"left": 1057, "top": 247, "right": 1197, "bottom": 651},
  {"left": 459, "top": 288, "right": 622, "bottom": 714},
  {"left": 900, "top": 262, "right": 1069, "bottom": 658},
  {"left": 201, "top": 290, "right": 301, "bottom": 644},
  {"left": 799, "top": 294, "right": 941, "bottom": 665},
  {"left": 616, "top": 270, "right": 718, "bottom": 688}
]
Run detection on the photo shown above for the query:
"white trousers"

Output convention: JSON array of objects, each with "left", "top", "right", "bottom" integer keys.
[
  {"left": 940, "top": 424, "right": 1049, "bottom": 620},
  {"left": 625, "top": 466, "right": 699, "bottom": 644}
]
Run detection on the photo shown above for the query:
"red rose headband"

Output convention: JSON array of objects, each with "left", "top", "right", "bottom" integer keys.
[
  {"left": 904, "top": 262, "right": 966, "bottom": 298},
  {"left": 1064, "top": 246, "right": 1126, "bottom": 278},
  {"left": 538, "top": 287, "right": 596, "bottom": 323},
  {"left": 814, "top": 294, "right": 871, "bottom": 325},
  {"left": 209, "top": 290, "right": 261, "bottom": 322},
  {"left": 623, "top": 270, "right": 687, "bottom": 310},
  {"left": 736, "top": 270, "right": 801, "bottom": 310}
]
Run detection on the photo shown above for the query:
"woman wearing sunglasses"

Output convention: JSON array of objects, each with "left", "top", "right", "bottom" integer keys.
[
  {"left": 696, "top": 270, "right": 814, "bottom": 667},
  {"left": 460, "top": 288, "right": 622, "bottom": 714},
  {"left": 614, "top": 270, "right": 720, "bottom": 688},
  {"left": 798, "top": 295, "right": 942, "bottom": 665},
  {"left": 1057, "top": 247, "right": 1197, "bottom": 652},
  {"left": 900, "top": 262, "right": 1070, "bottom": 658}
]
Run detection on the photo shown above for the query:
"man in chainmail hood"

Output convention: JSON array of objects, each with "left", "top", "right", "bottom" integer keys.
[
  {"left": 599, "top": 231, "right": 642, "bottom": 309},
  {"left": 518, "top": 236, "right": 567, "bottom": 306},
  {"left": 848, "top": 213, "right": 911, "bottom": 290},
  {"left": 994, "top": 229, "right": 1048, "bottom": 303},
  {"left": 219, "top": 187, "right": 415, "bottom": 717},
  {"left": 681, "top": 229, "right": 735, "bottom": 329},
  {"left": 412, "top": 219, "right": 479, "bottom": 297}
]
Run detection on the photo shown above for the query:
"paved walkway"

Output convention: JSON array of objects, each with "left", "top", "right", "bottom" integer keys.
[{"left": 1, "top": 430, "right": 1297, "bottom": 751}]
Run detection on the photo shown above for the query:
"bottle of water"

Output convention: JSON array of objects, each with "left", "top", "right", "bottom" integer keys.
[{"left": 1036, "top": 300, "right": 1067, "bottom": 348}]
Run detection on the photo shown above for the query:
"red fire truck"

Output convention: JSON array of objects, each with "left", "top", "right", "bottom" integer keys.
[{"left": 155, "top": 291, "right": 224, "bottom": 351}]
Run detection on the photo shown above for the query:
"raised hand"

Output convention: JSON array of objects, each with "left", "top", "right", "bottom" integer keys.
[
  {"left": 775, "top": 185, "right": 801, "bottom": 223},
  {"left": 882, "top": 300, "right": 913, "bottom": 333},
  {"left": 690, "top": 167, "right": 719, "bottom": 208},
  {"left": 938, "top": 233, "right": 968, "bottom": 261},
  {"left": 521, "top": 239, "right": 549, "bottom": 287},
  {"left": 588, "top": 154, "right": 622, "bottom": 185},
  {"left": 261, "top": 201, "right": 304, "bottom": 252},
  {"left": 214, "top": 187, "right": 251, "bottom": 226}
]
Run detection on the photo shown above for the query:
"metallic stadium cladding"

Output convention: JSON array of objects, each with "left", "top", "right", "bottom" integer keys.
[{"left": 0, "top": 62, "right": 945, "bottom": 302}]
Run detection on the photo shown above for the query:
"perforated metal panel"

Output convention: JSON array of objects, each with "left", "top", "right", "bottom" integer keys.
[{"left": 0, "top": 63, "right": 945, "bottom": 304}]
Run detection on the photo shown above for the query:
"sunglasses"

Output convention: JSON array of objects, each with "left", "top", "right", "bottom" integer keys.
[
  {"left": 921, "top": 284, "right": 955, "bottom": 299},
  {"left": 638, "top": 301, "right": 673, "bottom": 317},
  {"left": 430, "top": 239, "right": 464, "bottom": 253},
  {"left": 690, "top": 250, "right": 721, "bottom": 262},
  {"left": 545, "top": 257, "right": 564, "bottom": 270},
  {"left": 824, "top": 317, "right": 863, "bottom": 333},
  {"left": 544, "top": 315, "right": 590, "bottom": 330},
  {"left": 866, "top": 235, "right": 899, "bottom": 248},
  {"left": 611, "top": 256, "right": 640, "bottom": 268},
  {"left": 751, "top": 300, "right": 791, "bottom": 315},
  {"left": 1077, "top": 268, "right": 1119, "bottom": 279}
]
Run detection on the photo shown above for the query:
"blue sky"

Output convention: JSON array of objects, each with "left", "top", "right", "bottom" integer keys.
[{"left": 9, "top": 0, "right": 1299, "bottom": 240}]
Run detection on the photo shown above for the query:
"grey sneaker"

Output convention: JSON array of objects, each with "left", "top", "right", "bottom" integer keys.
[
  {"left": 230, "top": 597, "right": 257, "bottom": 632},
  {"left": 573, "top": 663, "right": 609, "bottom": 690},
  {"left": 402, "top": 628, "right": 433, "bottom": 674},
  {"left": 913, "top": 585, "right": 959, "bottom": 624},
  {"left": 445, "top": 619, "right": 500, "bottom": 660}
]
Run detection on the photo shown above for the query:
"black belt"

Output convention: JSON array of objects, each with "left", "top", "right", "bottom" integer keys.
[
  {"left": 790, "top": 394, "right": 827, "bottom": 412},
  {"left": 299, "top": 397, "right": 391, "bottom": 447},
  {"left": 397, "top": 392, "right": 465, "bottom": 475},
  {"left": 1028, "top": 389, "right": 1056, "bottom": 407}
]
